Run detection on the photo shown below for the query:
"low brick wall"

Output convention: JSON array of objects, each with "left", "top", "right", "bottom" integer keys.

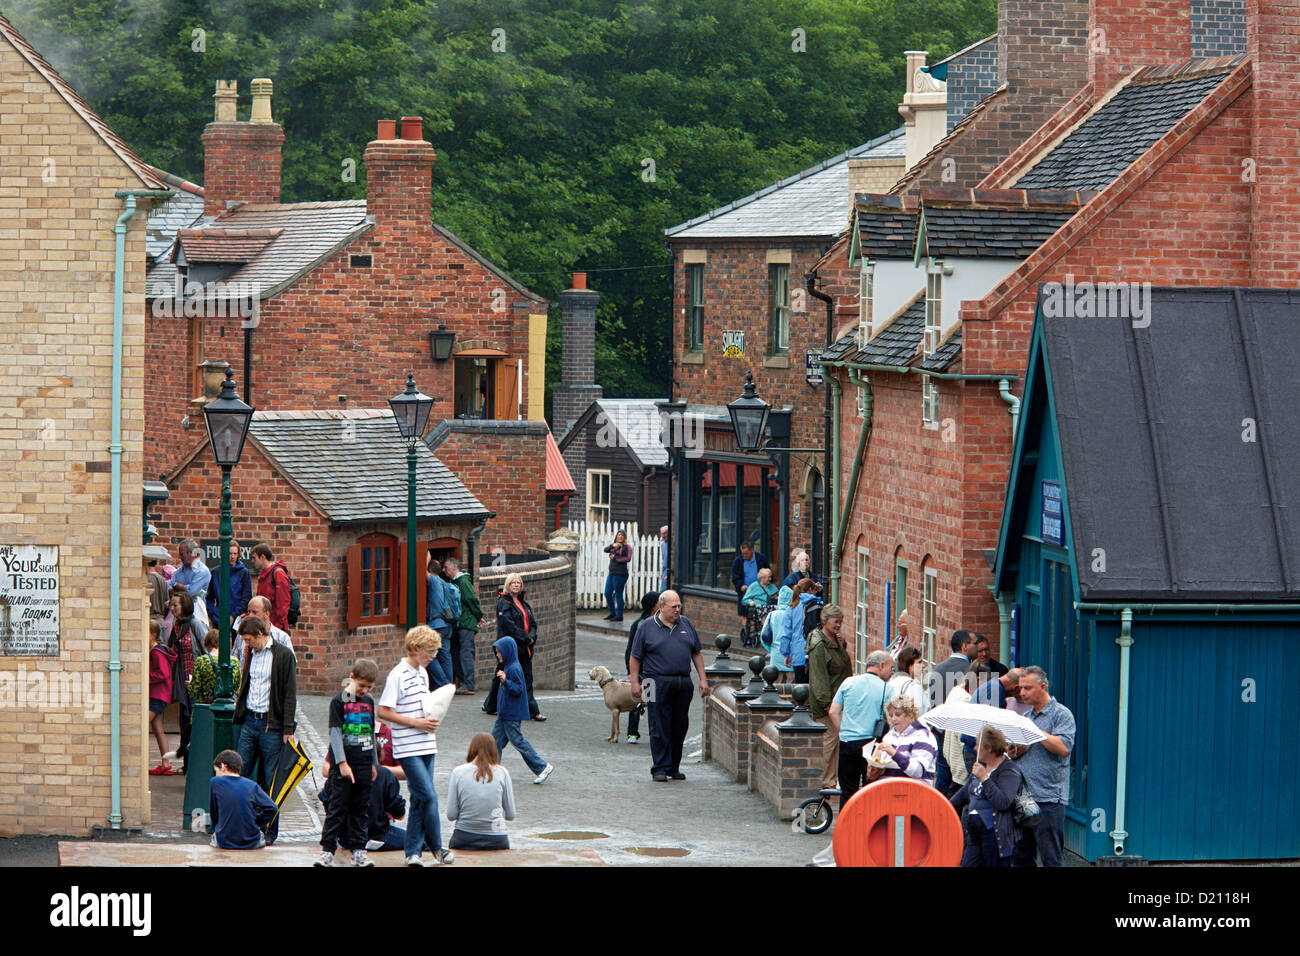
[
  {"left": 703, "top": 657, "right": 746, "bottom": 761},
  {"left": 680, "top": 588, "right": 747, "bottom": 645},
  {"left": 751, "top": 722, "right": 782, "bottom": 798},
  {"left": 474, "top": 553, "right": 575, "bottom": 691},
  {"left": 709, "top": 686, "right": 740, "bottom": 778}
]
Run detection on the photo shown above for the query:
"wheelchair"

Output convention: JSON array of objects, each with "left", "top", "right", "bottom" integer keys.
[{"left": 739, "top": 600, "right": 774, "bottom": 647}]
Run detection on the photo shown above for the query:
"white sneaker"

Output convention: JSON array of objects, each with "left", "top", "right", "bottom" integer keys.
[
  {"left": 314, "top": 850, "right": 334, "bottom": 867},
  {"left": 434, "top": 847, "right": 454, "bottom": 864},
  {"left": 404, "top": 855, "right": 424, "bottom": 867},
  {"left": 534, "top": 763, "right": 554, "bottom": 784},
  {"left": 352, "top": 849, "right": 374, "bottom": 867}
]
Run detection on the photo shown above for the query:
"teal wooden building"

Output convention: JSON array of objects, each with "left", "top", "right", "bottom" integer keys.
[{"left": 991, "top": 287, "right": 1300, "bottom": 862}]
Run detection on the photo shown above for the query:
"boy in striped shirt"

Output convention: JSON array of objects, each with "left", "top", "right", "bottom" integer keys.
[{"left": 377, "top": 626, "right": 454, "bottom": 866}]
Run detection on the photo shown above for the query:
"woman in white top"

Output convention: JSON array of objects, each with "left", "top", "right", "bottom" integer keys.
[
  {"left": 376, "top": 626, "right": 453, "bottom": 867},
  {"left": 886, "top": 646, "right": 928, "bottom": 714},
  {"left": 446, "top": 733, "right": 517, "bottom": 850}
]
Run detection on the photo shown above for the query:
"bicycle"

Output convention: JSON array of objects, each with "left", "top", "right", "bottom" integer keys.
[{"left": 795, "top": 788, "right": 840, "bottom": 834}]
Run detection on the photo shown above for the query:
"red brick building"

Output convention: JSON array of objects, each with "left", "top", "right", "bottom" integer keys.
[
  {"left": 155, "top": 410, "right": 492, "bottom": 693},
  {"left": 145, "top": 81, "right": 551, "bottom": 554},
  {"left": 818, "top": 0, "right": 1274, "bottom": 673}
]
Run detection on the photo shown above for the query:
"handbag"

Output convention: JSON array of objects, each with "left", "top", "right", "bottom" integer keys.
[{"left": 1012, "top": 779, "right": 1042, "bottom": 829}]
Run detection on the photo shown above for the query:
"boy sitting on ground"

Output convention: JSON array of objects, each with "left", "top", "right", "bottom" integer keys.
[{"left": 209, "top": 749, "right": 278, "bottom": 849}]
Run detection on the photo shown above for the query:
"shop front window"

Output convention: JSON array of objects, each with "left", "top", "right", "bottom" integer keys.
[{"left": 684, "top": 457, "right": 777, "bottom": 590}]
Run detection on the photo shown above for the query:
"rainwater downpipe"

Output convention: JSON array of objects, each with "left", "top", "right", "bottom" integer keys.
[
  {"left": 826, "top": 365, "right": 873, "bottom": 605},
  {"left": 806, "top": 274, "right": 835, "bottom": 595},
  {"left": 1111, "top": 608, "right": 1134, "bottom": 855},
  {"left": 998, "top": 378, "right": 1021, "bottom": 439},
  {"left": 110, "top": 188, "right": 173, "bottom": 828}
]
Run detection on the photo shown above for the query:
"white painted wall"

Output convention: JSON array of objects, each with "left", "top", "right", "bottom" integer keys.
[
  {"left": 872, "top": 258, "right": 924, "bottom": 327},
  {"left": 939, "top": 258, "right": 1022, "bottom": 337}
]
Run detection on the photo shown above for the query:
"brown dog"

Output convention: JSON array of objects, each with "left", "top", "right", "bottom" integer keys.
[{"left": 588, "top": 665, "right": 643, "bottom": 743}]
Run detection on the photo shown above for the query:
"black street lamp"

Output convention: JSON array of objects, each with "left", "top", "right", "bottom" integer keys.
[
  {"left": 728, "top": 370, "right": 771, "bottom": 452},
  {"left": 201, "top": 370, "right": 254, "bottom": 755},
  {"left": 389, "top": 373, "right": 435, "bottom": 627}
]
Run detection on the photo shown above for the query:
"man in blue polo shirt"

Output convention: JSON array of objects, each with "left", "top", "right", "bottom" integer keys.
[
  {"left": 1010, "top": 665, "right": 1075, "bottom": 867},
  {"left": 828, "top": 650, "right": 893, "bottom": 809},
  {"left": 629, "top": 591, "right": 709, "bottom": 782}
]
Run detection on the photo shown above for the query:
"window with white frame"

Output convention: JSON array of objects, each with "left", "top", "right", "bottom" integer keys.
[
  {"left": 769, "top": 263, "right": 790, "bottom": 352},
  {"left": 923, "top": 259, "right": 942, "bottom": 427},
  {"left": 855, "top": 546, "right": 870, "bottom": 671},
  {"left": 922, "top": 564, "right": 938, "bottom": 666},
  {"left": 586, "top": 469, "right": 611, "bottom": 523},
  {"left": 858, "top": 260, "right": 874, "bottom": 343}
]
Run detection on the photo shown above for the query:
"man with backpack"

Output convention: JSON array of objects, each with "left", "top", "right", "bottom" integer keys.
[
  {"left": 443, "top": 557, "right": 482, "bottom": 694},
  {"left": 250, "top": 543, "right": 296, "bottom": 632},
  {"left": 425, "top": 555, "right": 460, "bottom": 689}
]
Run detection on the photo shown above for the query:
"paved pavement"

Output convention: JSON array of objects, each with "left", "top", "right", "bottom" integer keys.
[{"left": 284, "top": 622, "right": 819, "bottom": 866}]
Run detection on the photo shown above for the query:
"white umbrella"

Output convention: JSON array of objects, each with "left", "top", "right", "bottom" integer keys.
[{"left": 920, "top": 701, "right": 1046, "bottom": 746}]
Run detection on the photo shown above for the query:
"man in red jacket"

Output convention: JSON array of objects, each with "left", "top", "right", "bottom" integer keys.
[{"left": 250, "top": 543, "right": 292, "bottom": 632}]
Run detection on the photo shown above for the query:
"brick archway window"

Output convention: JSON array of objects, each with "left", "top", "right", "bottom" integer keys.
[{"left": 347, "top": 533, "right": 399, "bottom": 629}]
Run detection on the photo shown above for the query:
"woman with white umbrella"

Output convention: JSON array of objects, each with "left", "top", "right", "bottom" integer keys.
[{"left": 949, "top": 726, "right": 1023, "bottom": 866}]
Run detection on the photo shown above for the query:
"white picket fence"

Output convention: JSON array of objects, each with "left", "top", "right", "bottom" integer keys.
[{"left": 568, "top": 519, "right": 663, "bottom": 610}]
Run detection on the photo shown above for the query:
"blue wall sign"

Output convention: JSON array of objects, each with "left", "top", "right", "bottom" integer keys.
[{"left": 1041, "top": 481, "right": 1063, "bottom": 546}]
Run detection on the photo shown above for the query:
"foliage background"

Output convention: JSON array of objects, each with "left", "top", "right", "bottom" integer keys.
[{"left": 6, "top": 0, "right": 995, "bottom": 412}]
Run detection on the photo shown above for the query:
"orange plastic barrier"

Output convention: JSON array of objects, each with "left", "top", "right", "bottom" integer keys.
[{"left": 832, "top": 778, "right": 964, "bottom": 867}]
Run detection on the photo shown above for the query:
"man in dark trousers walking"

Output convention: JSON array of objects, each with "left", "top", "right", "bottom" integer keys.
[{"left": 629, "top": 591, "right": 709, "bottom": 782}]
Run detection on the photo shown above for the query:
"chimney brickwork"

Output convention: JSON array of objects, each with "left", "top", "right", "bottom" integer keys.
[
  {"left": 554, "top": 275, "right": 602, "bottom": 517},
  {"left": 363, "top": 117, "right": 436, "bottom": 236},
  {"left": 201, "top": 79, "right": 284, "bottom": 216},
  {"left": 1088, "top": 0, "right": 1193, "bottom": 93}
]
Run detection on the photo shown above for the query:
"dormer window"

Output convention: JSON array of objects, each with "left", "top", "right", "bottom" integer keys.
[{"left": 858, "top": 260, "right": 875, "bottom": 344}]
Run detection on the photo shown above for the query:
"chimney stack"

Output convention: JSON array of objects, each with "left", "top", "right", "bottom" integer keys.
[
  {"left": 1087, "top": 1, "right": 1191, "bottom": 94},
  {"left": 553, "top": 273, "right": 603, "bottom": 439},
  {"left": 898, "top": 52, "right": 948, "bottom": 171},
  {"left": 363, "top": 116, "right": 436, "bottom": 234},
  {"left": 1249, "top": 0, "right": 1300, "bottom": 285},
  {"left": 201, "top": 79, "right": 285, "bottom": 216}
]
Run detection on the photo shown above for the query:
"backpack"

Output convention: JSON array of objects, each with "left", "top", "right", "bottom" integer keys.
[
  {"left": 440, "top": 577, "right": 461, "bottom": 623},
  {"left": 802, "top": 599, "right": 824, "bottom": 639},
  {"left": 276, "top": 563, "right": 302, "bottom": 626}
]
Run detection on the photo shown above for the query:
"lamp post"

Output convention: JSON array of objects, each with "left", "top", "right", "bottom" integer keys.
[
  {"left": 201, "top": 370, "right": 254, "bottom": 753},
  {"left": 389, "top": 373, "right": 435, "bottom": 627}
]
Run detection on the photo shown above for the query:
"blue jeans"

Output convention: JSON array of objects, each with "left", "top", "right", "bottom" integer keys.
[
  {"left": 426, "top": 640, "right": 454, "bottom": 688},
  {"left": 492, "top": 717, "right": 547, "bottom": 775},
  {"left": 235, "top": 717, "right": 282, "bottom": 843},
  {"left": 369, "top": 825, "right": 407, "bottom": 852},
  {"left": 452, "top": 627, "right": 477, "bottom": 691},
  {"left": 398, "top": 752, "right": 442, "bottom": 858},
  {"left": 604, "top": 574, "right": 626, "bottom": 618}
]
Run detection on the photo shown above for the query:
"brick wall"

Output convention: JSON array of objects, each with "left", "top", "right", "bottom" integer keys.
[
  {"left": 201, "top": 121, "right": 283, "bottom": 215},
  {"left": 0, "top": 37, "right": 155, "bottom": 835},
  {"left": 428, "top": 420, "right": 548, "bottom": 553},
  {"left": 1192, "top": 0, "right": 1247, "bottom": 55},
  {"left": 1090, "top": 1, "right": 1193, "bottom": 94},
  {"left": 474, "top": 554, "right": 575, "bottom": 692},
  {"left": 945, "top": 38, "right": 1000, "bottom": 133}
]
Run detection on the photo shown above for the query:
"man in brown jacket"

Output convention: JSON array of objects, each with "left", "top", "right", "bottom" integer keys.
[{"left": 806, "top": 605, "right": 852, "bottom": 788}]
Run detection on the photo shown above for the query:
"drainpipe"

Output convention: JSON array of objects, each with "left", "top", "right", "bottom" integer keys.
[
  {"left": 995, "top": 592, "right": 1012, "bottom": 665},
  {"left": 825, "top": 364, "right": 873, "bottom": 605},
  {"left": 554, "top": 493, "right": 571, "bottom": 531},
  {"left": 998, "top": 378, "right": 1021, "bottom": 440},
  {"left": 110, "top": 188, "right": 173, "bottom": 829},
  {"left": 806, "top": 273, "right": 835, "bottom": 594},
  {"left": 466, "top": 518, "right": 489, "bottom": 579},
  {"left": 1111, "top": 608, "right": 1134, "bottom": 855}
]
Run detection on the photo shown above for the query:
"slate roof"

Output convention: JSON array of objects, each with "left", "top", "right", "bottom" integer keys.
[
  {"left": 147, "top": 201, "right": 371, "bottom": 299},
  {"left": 820, "top": 294, "right": 924, "bottom": 367},
  {"left": 247, "top": 410, "right": 492, "bottom": 525},
  {"left": 919, "top": 203, "right": 1080, "bottom": 259},
  {"left": 1013, "top": 62, "right": 1241, "bottom": 191},
  {"left": 177, "top": 228, "right": 282, "bottom": 263},
  {"left": 0, "top": 12, "right": 163, "bottom": 189},
  {"left": 919, "top": 326, "right": 962, "bottom": 372},
  {"left": 1039, "top": 288, "right": 1300, "bottom": 601},
  {"left": 146, "top": 174, "right": 205, "bottom": 264},
  {"left": 854, "top": 194, "right": 919, "bottom": 259},
  {"left": 558, "top": 398, "right": 670, "bottom": 469},
  {"left": 666, "top": 128, "right": 905, "bottom": 239}
]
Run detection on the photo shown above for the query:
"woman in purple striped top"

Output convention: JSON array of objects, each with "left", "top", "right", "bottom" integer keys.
[{"left": 866, "top": 695, "right": 938, "bottom": 786}]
